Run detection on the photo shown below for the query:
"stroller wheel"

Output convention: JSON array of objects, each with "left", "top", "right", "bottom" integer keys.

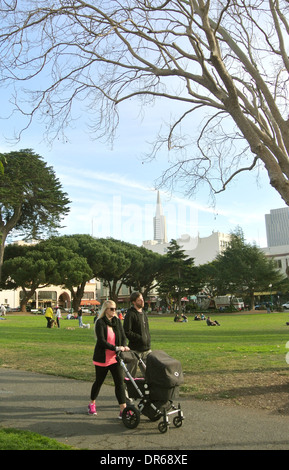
[
  {"left": 158, "top": 421, "right": 168, "bottom": 434},
  {"left": 173, "top": 416, "right": 183, "bottom": 428},
  {"left": 122, "top": 405, "right": 140, "bottom": 429}
]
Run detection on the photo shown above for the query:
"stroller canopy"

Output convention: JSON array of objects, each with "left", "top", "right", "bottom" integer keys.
[{"left": 145, "top": 350, "right": 184, "bottom": 388}]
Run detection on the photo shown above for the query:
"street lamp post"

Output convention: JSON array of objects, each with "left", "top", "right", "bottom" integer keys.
[{"left": 269, "top": 283, "right": 273, "bottom": 311}]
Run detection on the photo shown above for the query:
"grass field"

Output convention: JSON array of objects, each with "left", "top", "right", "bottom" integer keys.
[
  {"left": 0, "top": 428, "right": 74, "bottom": 450},
  {"left": 1, "top": 312, "right": 289, "bottom": 411}
]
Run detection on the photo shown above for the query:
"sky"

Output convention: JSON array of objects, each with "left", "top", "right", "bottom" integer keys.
[{"left": 0, "top": 85, "right": 286, "bottom": 250}]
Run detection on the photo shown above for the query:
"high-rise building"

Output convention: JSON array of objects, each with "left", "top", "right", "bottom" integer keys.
[
  {"left": 153, "top": 191, "right": 167, "bottom": 244},
  {"left": 265, "top": 207, "right": 289, "bottom": 247}
]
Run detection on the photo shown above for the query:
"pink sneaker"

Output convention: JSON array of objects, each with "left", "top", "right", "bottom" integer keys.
[{"left": 88, "top": 403, "right": 97, "bottom": 415}]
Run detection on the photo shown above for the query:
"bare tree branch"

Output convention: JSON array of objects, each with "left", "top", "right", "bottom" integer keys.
[{"left": 0, "top": 0, "right": 289, "bottom": 202}]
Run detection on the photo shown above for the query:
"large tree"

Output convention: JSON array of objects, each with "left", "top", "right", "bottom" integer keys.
[
  {"left": 124, "top": 246, "right": 166, "bottom": 300},
  {"left": 0, "top": 149, "right": 70, "bottom": 281},
  {"left": 97, "top": 238, "right": 144, "bottom": 303},
  {"left": 158, "top": 239, "right": 199, "bottom": 311},
  {"left": 47, "top": 234, "right": 107, "bottom": 310},
  {"left": 0, "top": 2, "right": 289, "bottom": 204}
]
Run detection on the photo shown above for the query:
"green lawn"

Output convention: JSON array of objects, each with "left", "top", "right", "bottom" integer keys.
[
  {"left": 1, "top": 312, "right": 289, "bottom": 396},
  {"left": 0, "top": 428, "right": 75, "bottom": 450}
]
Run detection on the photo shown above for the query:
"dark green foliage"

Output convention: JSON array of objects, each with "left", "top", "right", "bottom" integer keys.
[{"left": 0, "top": 149, "right": 70, "bottom": 281}]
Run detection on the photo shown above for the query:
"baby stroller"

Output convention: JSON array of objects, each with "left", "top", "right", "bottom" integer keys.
[{"left": 117, "top": 350, "right": 184, "bottom": 433}]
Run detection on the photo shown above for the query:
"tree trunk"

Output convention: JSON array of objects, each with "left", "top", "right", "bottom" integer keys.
[
  {"left": 108, "top": 279, "right": 123, "bottom": 304},
  {"left": 0, "top": 205, "right": 22, "bottom": 283},
  {"left": 249, "top": 290, "right": 255, "bottom": 310},
  {"left": 71, "top": 281, "right": 87, "bottom": 312},
  {"left": 20, "top": 286, "right": 38, "bottom": 313},
  {"left": 0, "top": 234, "right": 5, "bottom": 284}
]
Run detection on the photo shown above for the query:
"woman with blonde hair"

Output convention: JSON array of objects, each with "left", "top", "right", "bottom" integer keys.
[{"left": 88, "top": 300, "right": 130, "bottom": 418}]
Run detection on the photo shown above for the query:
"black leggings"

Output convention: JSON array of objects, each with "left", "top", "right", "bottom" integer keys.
[{"left": 90, "top": 363, "right": 126, "bottom": 404}]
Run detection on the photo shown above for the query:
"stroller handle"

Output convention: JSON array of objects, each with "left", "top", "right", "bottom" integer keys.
[{"left": 117, "top": 350, "right": 140, "bottom": 362}]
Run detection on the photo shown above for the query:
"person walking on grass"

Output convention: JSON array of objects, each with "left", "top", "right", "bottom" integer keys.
[
  {"left": 44, "top": 305, "right": 54, "bottom": 328},
  {"left": 78, "top": 307, "right": 83, "bottom": 327},
  {"left": 55, "top": 307, "right": 61, "bottom": 328}
]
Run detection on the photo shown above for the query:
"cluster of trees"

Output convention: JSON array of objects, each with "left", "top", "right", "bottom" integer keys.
[
  {"left": 1, "top": 235, "right": 189, "bottom": 312},
  {"left": 2, "top": 230, "right": 288, "bottom": 312},
  {"left": 0, "top": 150, "right": 287, "bottom": 312}
]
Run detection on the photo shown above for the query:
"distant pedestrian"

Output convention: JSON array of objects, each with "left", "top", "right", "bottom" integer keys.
[
  {"left": 55, "top": 307, "right": 61, "bottom": 328},
  {"left": 0, "top": 305, "right": 6, "bottom": 316},
  {"left": 78, "top": 307, "right": 83, "bottom": 327},
  {"left": 45, "top": 306, "right": 54, "bottom": 328}
]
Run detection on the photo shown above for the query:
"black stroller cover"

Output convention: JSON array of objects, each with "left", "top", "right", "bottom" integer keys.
[{"left": 145, "top": 350, "right": 184, "bottom": 402}]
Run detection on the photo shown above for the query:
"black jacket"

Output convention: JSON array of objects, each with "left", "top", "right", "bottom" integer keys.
[
  {"left": 123, "top": 307, "right": 151, "bottom": 352},
  {"left": 93, "top": 316, "right": 127, "bottom": 363}
]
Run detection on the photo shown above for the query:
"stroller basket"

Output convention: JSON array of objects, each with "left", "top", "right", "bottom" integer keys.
[
  {"left": 149, "top": 384, "right": 179, "bottom": 402},
  {"left": 124, "top": 377, "right": 146, "bottom": 399}
]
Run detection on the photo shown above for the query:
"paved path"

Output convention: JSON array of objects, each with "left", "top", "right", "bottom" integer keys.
[{"left": 1, "top": 368, "right": 289, "bottom": 451}]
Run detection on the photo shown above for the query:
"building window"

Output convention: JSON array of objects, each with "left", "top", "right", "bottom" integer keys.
[
  {"left": 274, "top": 259, "right": 282, "bottom": 269},
  {"left": 82, "top": 292, "right": 94, "bottom": 300},
  {"left": 38, "top": 291, "right": 57, "bottom": 301}
]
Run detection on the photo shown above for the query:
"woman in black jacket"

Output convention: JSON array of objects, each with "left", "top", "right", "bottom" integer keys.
[{"left": 88, "top": 300, "right": 130, "bottom": 418}]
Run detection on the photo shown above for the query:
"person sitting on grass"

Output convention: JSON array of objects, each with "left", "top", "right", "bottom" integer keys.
[
  {"left": 174, "top": 313, "right": 182, "bottom": 322},
  {"left": 206, "top": 316, "right": 220, "bottom": 326}
]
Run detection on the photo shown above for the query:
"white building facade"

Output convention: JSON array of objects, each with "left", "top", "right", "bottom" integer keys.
[
  {"left": 143, "top": 231, "right": 231, "bottom": 266},
  {"left": 261, "top": 245, "right": 289, "bottom": 277},
  {"left": 0, "top": 279, "right": 100, "bottom": 311}
]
